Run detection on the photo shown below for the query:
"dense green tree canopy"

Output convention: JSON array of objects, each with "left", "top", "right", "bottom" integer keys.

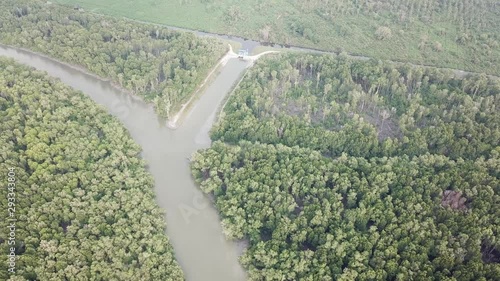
[
  {"left": 0, "top": 58, "right": 184, "bottom": 280},
  {"left": 213, "top": 54, "right": 500, "bottom": 161},
  {"left": 0, "top": 0, "right": 227, "bottom": 118},
  {"left": 193, "top": 141, "right": 500, "bottom": 280},
  {"left": 192, "top": 54, "right": 500, "bottom": 280}
]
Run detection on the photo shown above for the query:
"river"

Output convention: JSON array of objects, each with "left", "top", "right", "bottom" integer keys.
[
  {"left": 2, "top": 20, "right": 496, "bottom": 279},
  {"left": 0, "top": 45, "right": 250, "bottom": 281}
]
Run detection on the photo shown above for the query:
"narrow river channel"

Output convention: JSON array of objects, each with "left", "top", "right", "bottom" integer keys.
[{"left": 0, "top": 45, "right": 250, "bottom": 281}]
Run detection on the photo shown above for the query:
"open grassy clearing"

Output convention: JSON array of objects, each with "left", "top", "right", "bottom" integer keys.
[{"left": 54, "top": 0, "right": 500, "bottom": 75}]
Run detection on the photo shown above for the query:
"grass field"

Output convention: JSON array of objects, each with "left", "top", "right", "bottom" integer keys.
[{"left": 54, "top": 0, "right": 500, "bottom": 75}]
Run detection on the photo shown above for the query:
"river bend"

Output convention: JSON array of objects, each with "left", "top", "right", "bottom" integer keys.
[{"left": 0, "top": 45, "right": 250, "bottom": 281}]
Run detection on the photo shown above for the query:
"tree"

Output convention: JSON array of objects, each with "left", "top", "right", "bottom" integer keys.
[
  {"left": 191, "top": 52, "right": 500, "bottom": 280},
  {"left": 0, "top": 59, "right": 185, "bottom": 280}
]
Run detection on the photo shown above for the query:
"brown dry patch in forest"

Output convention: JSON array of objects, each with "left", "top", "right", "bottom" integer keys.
[
  {"left": 362, "top": 112, "right": 401, "bottom": 141},
  {"left": 283, "top": 100, "right": 306, "bottom": 118},
  {"left": 272, "top": 89, "right": 329, "bottom": 126},
  {"left": 269, "top": 81, "right": 402, "bottom": 138},
  {"left": 359, "top": 102, "right": 402, "bottom": 141},
  {"left": 441, "top": 190, "right": 468, "bottom": 211},
  {"left": 271, "top": 84, "right": 307, "bottom": 118}
]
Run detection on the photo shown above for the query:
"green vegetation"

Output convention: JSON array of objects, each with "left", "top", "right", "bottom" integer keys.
[
  {"left": 0, "top": 0, "right": 227, "bottom": 118},
  {"left": 54, "top": 0, "right": 500, "bottom": 75},
  {"left": 192, "top": 54, "right": 500, "bottom": 280},
  {"left": 2, "top": 1, "right": 499, "bottom": 280},
  {"left": 0, "top": 58, "right": 184, "bottom": 280},
  {"left": 212, "top": 54, "right": 500, "bottom": 160}
]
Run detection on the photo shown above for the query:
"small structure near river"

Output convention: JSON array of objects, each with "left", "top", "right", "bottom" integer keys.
[{"left": 238, "top": 49, "right": 249, "bottom": 59}]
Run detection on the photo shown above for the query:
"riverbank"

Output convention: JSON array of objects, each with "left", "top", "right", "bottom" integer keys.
[
  {"left": 126, "top": 16, "right": 499, "bottom": 80},
  {"left": 0, "top": 45, "right": 250, "bottom": 281},
  {"left": 53, "top": 0, "right": 500, "bottom": 76},
  {"left": 0, "top": 43, "right": 140, "bottom": 98},
  {"left": 2, "top": 13, "right": 498, "bottom": 280},
  {"left": 167, "top": 45, "right": 236, "bottom": 129}
]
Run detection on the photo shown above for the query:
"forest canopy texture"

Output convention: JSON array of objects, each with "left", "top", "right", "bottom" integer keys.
[
  {"left": 0, "top": 58, "right": 184, "bottom": 280},
  {"left": 54, "top": 0, "right": 500, "bottom": 75},
  {"left": 0, "top": 0, "right": 227, "bottom": 118},
  {"left": 191, "top": 54, "right": 500, "bottom": 280}
]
